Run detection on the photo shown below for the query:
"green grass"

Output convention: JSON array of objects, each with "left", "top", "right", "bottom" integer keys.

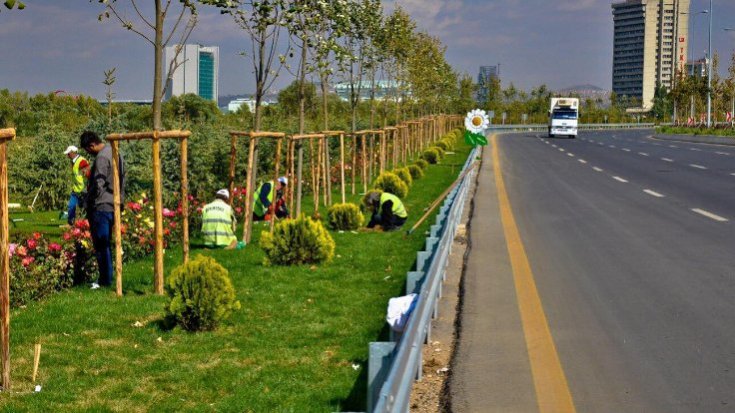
[
  {"left": 9, "top": 211, "right": 66, "bottom": 240},
  {"left": 0, "top": 142, "right": 471, "bottom": 412},
  {"left": 657, "top": 125, "right": 735, "bottom": 137}
]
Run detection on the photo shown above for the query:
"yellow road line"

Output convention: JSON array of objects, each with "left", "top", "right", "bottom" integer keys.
[{"left": 491, "top": 134, "right": 577, "bottom": 413}]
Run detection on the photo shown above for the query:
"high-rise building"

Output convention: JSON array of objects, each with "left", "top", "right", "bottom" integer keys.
[
  {"left": 611, "top": 0, "right": 689, "bottom": 110},
  {"left": 164, "top": 44, "right": 219, "bottom": 103},
  {"left": 477, "top": 65, "right": 500, "bottom": 104}
]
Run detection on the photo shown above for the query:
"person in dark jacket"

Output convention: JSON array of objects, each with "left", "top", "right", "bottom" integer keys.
[
  {"left": 252, "top": 176, "right": 289, "bottom": 221},
  {"left": 365, "top": 190, "right": 408, "bottom": 231},
  {"left": 80, "top": 131, "right": 125, "bottom": 289}
]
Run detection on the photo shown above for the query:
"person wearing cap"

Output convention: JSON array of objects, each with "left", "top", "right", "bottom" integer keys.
[
  {"left": 252, "top": 176, "right": 290, "bottom": 221},
  {"left": 64, "top": 145, "right": 90, "bottom": 225},
  {"left": 365, "top": 190, "right": 408, "bottom": 231},
  {"left": 201, "top": 189, "right": 238, "bottom": 249}
]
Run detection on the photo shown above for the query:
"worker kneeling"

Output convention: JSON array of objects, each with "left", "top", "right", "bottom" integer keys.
[
  {"left": 253, "top": 176, "right": 289, "bottom": 221},
  {"left": 366, "top": 190, "right": 408, "bottom": 231},
  {"left": 201, "top": 189, "right": 238, "bottom": 249}
]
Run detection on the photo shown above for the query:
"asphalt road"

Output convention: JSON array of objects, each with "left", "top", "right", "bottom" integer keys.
[{"left": 450, "top": 130, "right": 735, "bottom": 413}]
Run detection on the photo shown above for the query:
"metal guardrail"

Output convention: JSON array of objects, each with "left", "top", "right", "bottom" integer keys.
[
  {"left": 367, "top": 146, "right": 480, "bottom": 413},
  {"left": 487, "top": 123, "right": 655, "bottom": 132}
]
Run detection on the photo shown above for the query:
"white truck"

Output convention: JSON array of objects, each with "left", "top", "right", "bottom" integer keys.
[{"left": 548, "top": 97, "right": 579, "bottom": 138}]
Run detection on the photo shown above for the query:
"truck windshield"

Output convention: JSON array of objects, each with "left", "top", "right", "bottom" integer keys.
[{"left": 553, "top": 110, "right": 577, "bottom": 120}]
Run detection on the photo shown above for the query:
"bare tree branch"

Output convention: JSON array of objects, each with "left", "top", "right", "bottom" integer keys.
[
  {"left": 106, "top": 4, "right": 154, "bottom": 45},
  {"left": 130, "top": 0, "right": 155, "bottom": 30}
]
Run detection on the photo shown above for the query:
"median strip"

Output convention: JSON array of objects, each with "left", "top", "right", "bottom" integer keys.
[
  {"left": 691, "top": 208, "right": 729, "bottom": 222},
  {"left": 492, "top": 135, "right": 577, "bottom": 413}
]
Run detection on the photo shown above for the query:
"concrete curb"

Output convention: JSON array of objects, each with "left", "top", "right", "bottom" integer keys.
[{"left": 652, "top": 134, "right": 735, "bottom": 147}]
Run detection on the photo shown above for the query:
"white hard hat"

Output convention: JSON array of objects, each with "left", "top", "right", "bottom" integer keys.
[
  {"left": 64, "top": 145, "right": 78, "bottom": 155},
  {"left": 278, "top": 176, "right": 288, "bottom": 185},
  {"left": 216, "top": 189, "right": 230, "bottom": 199}
]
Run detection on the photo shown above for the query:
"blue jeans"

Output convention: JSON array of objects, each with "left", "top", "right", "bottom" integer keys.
[
  {"left": 90, "top": 210, "right": 114, "bottom": 286},
  {"left": 67, "top": 193, "right": 82, "bottom": 225}
]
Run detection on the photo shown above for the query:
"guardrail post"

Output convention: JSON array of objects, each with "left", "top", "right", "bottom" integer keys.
[
  {"left": 369, "top": 341, "right": 396, "bottom": 413},
  {"left": 406, "top": 271, "right": 424, "bottom": 295}
]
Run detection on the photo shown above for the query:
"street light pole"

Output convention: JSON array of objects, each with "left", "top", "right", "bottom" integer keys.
[
  {"left": 706, "top": 0, "right": 713, "bottom": 128},
  {"left": 725, "top": 28, "right": 735, "bottom": 125}
]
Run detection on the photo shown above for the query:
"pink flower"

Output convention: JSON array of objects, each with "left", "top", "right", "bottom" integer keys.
[
  {"left": 62, "top": 232, "right": 72, "bottom": 241},
  {"left": 26, "top": 239, "right": 37, "bottom": 250},
  {"left": 72, "top": 228, "right": 82, "bottom": 238},
  {"left": 21, "top": 256, "right": 34, "bottom": 267},
  {"left": 163, "top": 208, "right": 176, "bottom": 218},
  {"left": 235, "top": 207, "right": 243, "bottom": 214},
  {"left": 187, "top": 194, "right": 195, "bottom": 201},
  {"left": 8, "top": 243, "right": 17, "bottom": 257},
  {"left": 16, "top": 245, "right": 27, "bottom": 257},
  {"left": 49, "top": 243, "right": 62, "bottom": 252},
  {"left": 127, "top": 202, "right": 143, "bottom": 212}
]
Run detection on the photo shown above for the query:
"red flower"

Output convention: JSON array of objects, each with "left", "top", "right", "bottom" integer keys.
[
  {"left": 75, "top": 219, "right": 90, "bottom": 230},
  {"left": 121, "top": 224, "right": 127, "bottom": 235},
  {"left": 187, "top": 194, "right": 195, "bottom": 201},
  {"left": 83, "top": 231, "right": 91, "bottom": 239},
  {"left": 169, "top": 221, "right": 177, "bottom": 229},
  {"left": 49, "top": 243, "right": 62, "bottom": 252},
  {"left": 32, "top": 232, "right": 42, "bottom": 241},
  {"left": 21, "top": 256, "right": 34, "bottom": 267},
  {"left": 72, "top": 228, "right": 82, "bottom": 238},
  {"left": 62, "top": 232, "right": 72, "bottom": 241},
  {"left": 26, "top": 239, "right": 37, "bottom": 250},
  {"left": 164, "top": 229, "right": 171, "bottom": 236},
  {"left": 16, "top": 246, "right": 27, "bottom": 257},
  {"left": 163, "top": 208, "right": 176, "bottom": 218},
  {"left": 127, "top": 202, "right": 143, "bottom": 212},
  {"left": 235, "top": 207, "right": 243, "bottom": 214}
]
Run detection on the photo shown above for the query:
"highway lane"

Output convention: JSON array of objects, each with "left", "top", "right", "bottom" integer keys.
[{"left": 450, "top": 130, "right": 735, "bottom": 412}]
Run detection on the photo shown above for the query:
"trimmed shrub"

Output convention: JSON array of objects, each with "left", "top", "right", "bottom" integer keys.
[
  {"left": 374, "top": 171, "right": 409, "bottom": 199},
  {"left": 414, "top": 159, "right": 429, "bottom": 170},
  {"left": 432, "top": 145, "right": 446, "bottom": 158},
  {"left": 433, "top": 140, "right": 450, "bottom": 152},
  {"left": 407, "top": 164, "right": 424, "bottom": 180},
  {"left": 393, "top": 167, "right": 413, "bottom": 187},
  {"left": 260, "top": 216, "right": 336, "bottom": 265},
  {"left": 327, "top": 203, "right": 365, "bottom": 231},
  {"left": 423, "top": 148, "right": 440, "bottom": 164},
  {"left": 164, "top": 255, "right": 241, "bottom": 332}
]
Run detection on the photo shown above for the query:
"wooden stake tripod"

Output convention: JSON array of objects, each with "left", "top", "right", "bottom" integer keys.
[
  {"left": 106, "top": 130, "right": 191, "bottom": 296},
  {"left": 0, "top": 128, "right": 14, "bottom": 389}
]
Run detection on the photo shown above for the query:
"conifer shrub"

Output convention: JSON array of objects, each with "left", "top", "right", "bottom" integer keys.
[
  {"left": 414, "top": 159, "right": 429, "bottom": 170},
  {"left": 433, "top": 140, "right": 450, "bottom": 152},
  {"left": 327, "top": 203, "right": 365, "bottom": 231},
  {"left": 407, "top": 164, "right": 424, "bottom": 180},
  {"left": 432, "top": 145, "right": 446, "bottom": 158},
  {"left": 164, "top": 255, "right": 241, "bottom": 332},
  {"left": 260, "top": 215, "right": 336, "bottom": 265},
  {"left": 393, "top": 167, "right": 413, "bottom": 187},
  {"left": 374, "top": 171, "right": 409, "bottom": 199},
  {"left": 422, "top": 148, "right": 440, "bottom": 164}
]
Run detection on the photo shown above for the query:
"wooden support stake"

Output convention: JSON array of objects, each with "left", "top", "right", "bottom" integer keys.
[
  {"left": 368, "top": 133, "right": 374, "bottom": 180},
  {"left": 324, "top": 137, "right": 332, "bottom": 206},
  {"left": 339, "top": 133, "right": 346, "bottom": 204},
  {"left": 152, "top": 134, "right": 164, "bottom": 295},
  {"left": 361, "top": 135, "right": 368, "bottom": 194},
  {"left": 351, "top": 134, "right": 357, "bottom": 195},
  {"left": 180, "top": 138, "right": 189, "bottom": 263},
  {"left": 228, "top": 134, "right": 237, "bottom": 205},
  {"left": 110, "top": 141, "right": 123, "bottom": 297},
  {"left": 32, "top": 343, "right": 41, "bottom": 383},
  {"left": 242, "top": 137, "right": 257, "bottom": 243},
  {"left": 315, "top": 138, "right": 322, "bottom": 213},
  {"left": 0, "top": 137, "right": 10, "bottom": 390},
  {"left": 287, "top": 139, "right": 295, "bottom": 214},
  {"left": 296, "top": 142, "right": 304, "bottom": 217},
  {"left": 270, "top": 138, "right": 282, "bottom": 232},
  {"left": 379, "top": 131, "right": 386, "bottom": 174}
]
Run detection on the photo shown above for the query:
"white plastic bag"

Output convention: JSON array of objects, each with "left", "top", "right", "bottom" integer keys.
[{"left": 386, "top": 293, "right": 418, "bottom": 332}]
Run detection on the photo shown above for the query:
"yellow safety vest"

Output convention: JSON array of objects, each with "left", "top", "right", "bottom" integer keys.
[
  {"left": 71, "top": 156, "right": 88, "bottom": 194},
  {"left": 201, "top": 200, "right": 237, "bottom": 247},
  {"left": 381, "top": 192, "right": 407, "bottom": 218},
  {"left": 253, "top": 181, "right": 275, "bottom": 217}
]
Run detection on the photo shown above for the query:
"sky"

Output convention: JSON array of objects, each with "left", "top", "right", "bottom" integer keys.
[{"left": 1, "top": 0, "right": 734, "bottom": 100}]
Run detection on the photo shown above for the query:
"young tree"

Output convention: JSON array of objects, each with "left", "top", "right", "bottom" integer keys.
[{"left": 1, "top": 0, "right": 25, "bottom": 11}]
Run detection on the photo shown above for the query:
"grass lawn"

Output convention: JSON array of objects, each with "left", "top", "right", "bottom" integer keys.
[
  {"left": 0, "top": 141, "right": 472, "bottom": 412},
  {"left": 9, "top": 210, "right": 66, "bottom": 240},
  {"left": 657, "top": 125, "right": 735, "bottom": 137}
]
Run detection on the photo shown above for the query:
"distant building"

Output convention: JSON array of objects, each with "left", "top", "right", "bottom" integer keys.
[
  {"left": 685, "top": 57, "right": 708, "bottom": 78},
  {"left": 611, "top": 0, "right": 690, "bottom": 110},
  {"left": 333, "top": 80, "right": 403, "bottom": 102},
  {"left": 477, "top": 65, "right": 500, "bottom": 104},
  {"left": 164, "top": 44, "right": 219, "bottom": 103},
  {"left": 226, "top": 96, "right": 278, "bottom": 114}
]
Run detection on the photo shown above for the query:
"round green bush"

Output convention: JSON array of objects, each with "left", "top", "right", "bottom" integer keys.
[
  {"left": 260, "top": 215, "right": 336, "bottom": 265},
  {"left": 433, "top": 140, "right": 450, "bottom": 152},
  {"left": 414, "top": 159, "right": 429, "bottom": 170},
  {"left": 374, "top": 171, "right": 409, "bottom": 199},
  {"left": 407, "top": 164, "right": 424, "bottom": 180},
  {"left": 422, "top": 148, "right": 440, "bottom": 164},
  {"left": 393, "top": 167, "right": 413, "bottom": 187},
  {"left": 164, "top": 255, "right": 241, "bottom": 332},
  {"left": 432, "top": 145, "right": 446, "bottom": 158},
  {"left": 441, "top": 137, "right": 455, "bottom": 150},
  {"left": 327, "top": 203, "right": 365, "bottom": 231}
]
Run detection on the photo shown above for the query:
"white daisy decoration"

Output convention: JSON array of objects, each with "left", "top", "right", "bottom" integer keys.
[{"left": 463, "top": 109, "right": 490, "bottom": 146}]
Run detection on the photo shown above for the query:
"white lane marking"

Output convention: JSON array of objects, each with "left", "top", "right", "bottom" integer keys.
[
  {"left": 691, "top": 208, "right": 729, "bottom": 222},
  {"left": 622, "top": 148, "right": 631, "bottom": 152},
  {"left": 689, "top": 164, "right": 707, "bottom": 170},
  {"left": 545, "top": 141, "right": 550, "bottom": 144},
  {"left": 669, "top": 145, "right": 679, "bottom": 148},
  {"left": 559, "top": 148, "right": 565, "bottom": 152},
  {"left": 643, "top": 189, "right": 665, "bottom": 198},
  {"left": 638, "top": 152, "right": 649, "bottom": 156},
  {"left": 609, "top": 145, "right": 616, "bottom": 148},
  {"left": 715, "top": 151, "right": 730, "bottom": 155},
  {"left": 690, "top": 148, "right": 702, "bottom": 152},
  {"left": 731, "top": 172, "right": 735, "bottom": 177},
  {"left": 552, "top": 144, "right": 558, "bottom": 148},
  {"left": 612, "top": 176, "right": 628, "bottom": 183},
  {"left": 662, "top": 157, "right": 674, "bottom": 162},
  {"left": 651, "top": 143, "right": 661, "bottom": 146},
  {"left": 578, "top": 159, "right": 587, "bottom": 164},
  {"left": 598, "top": 143, "right": 604, "bottom": 146},
  {"left": 567, "top": 153, "right": 575, "bottom": 157},
  {"left": 593, "top": 167, "right": 604, "bottom": 172}
]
